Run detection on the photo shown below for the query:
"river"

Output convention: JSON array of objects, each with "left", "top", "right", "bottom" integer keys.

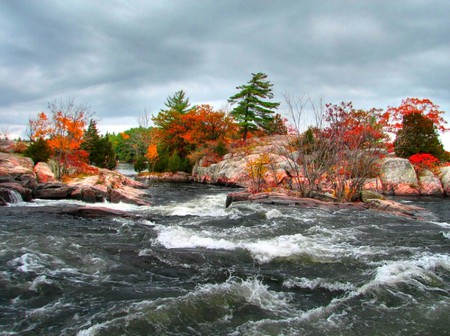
[{"left": 0, "top": 182, "right": 449, "bottom": 335}]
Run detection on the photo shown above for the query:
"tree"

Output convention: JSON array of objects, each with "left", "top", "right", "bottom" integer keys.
[
  {"left": 394, "top": 112, "right": 445, "bottom": 159},
  {"left": 228, "top": 72, "right": 280, "bottom": 141},
  {"left": 145, "top": 143, "right": 159, "bottom": 172},
  {"left": 28, "top": 99, "right": 91, "bottom": 179},
  {"left": 385, "top": 98, "right": 448, "bottom": 133},
  {"left": 161, "top": 90, "right": 192, "bottom": 114},
  {"left": 24, "top": 137, "right": 52, "bottom": 163}
]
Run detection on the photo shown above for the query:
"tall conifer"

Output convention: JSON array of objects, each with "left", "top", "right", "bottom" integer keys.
[{"left": 228, "top": 72, "right": 280, "bottom": 141}]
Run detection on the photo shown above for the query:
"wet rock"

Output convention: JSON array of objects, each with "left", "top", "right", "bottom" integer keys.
[
  {"left": 63, "top": 206, "right": 137, "bottom": 219},
  {"left": 364, "top": 199, "right": 426, "bottom": 219},
  {"left": 0, "top": 182, "right": 33, "bottom": 201},
  {"left": 108, "top": 186, "right": 151, "bottom": 206},
  {"left": 34, "top": 182, "right": 75, "bottom": 199}
]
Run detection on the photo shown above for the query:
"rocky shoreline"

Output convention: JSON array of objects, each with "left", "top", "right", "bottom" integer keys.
[
  {"left": 0, "top": 151, "right": 447, "bottom": 220},
  {"left": 0, "top": 152, "right": 151, "bottom": 207},
  {"left": 192, "top": 147, "right": 450, "bottom": 197}
]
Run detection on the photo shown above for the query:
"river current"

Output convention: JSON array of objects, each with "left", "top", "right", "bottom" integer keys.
[{"left": 0, "top": 182, "right": 449, "bottom": 335}]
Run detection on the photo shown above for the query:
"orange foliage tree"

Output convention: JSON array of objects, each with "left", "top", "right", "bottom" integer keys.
[{"left": 28, "top": 100, "right": 91, "bottom": 179}]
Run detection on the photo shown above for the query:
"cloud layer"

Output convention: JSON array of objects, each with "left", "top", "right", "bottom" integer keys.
[{"left": 1, "top": 0, "right": 449, "bottom": 147}]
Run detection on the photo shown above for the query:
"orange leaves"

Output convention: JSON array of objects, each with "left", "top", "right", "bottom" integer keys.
[
  {"left": 120, "top": 132, "right": 130, "bottom": 140},
  {"left": 386, "top": 98, "right": 448, "bottom": 133},
  {"left": 145, "top": 144, "right": 158, "bottom": 161},
  {"left": 28, "top": 101, "right": 90, "bottom": 179}
]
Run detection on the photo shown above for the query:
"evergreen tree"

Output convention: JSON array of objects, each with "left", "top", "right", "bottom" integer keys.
[
  {"left": 82, "top": 120, "right": 117, "bottom": 169},
  {"left": 394, "top": 112, "right": 445, "bottom": 159},
  {"left": 24, "top": 137, "right": 52, "bottom": 163},
  {"left": 162, "top": 90, "right": 191, "bottom": 114},
  {"left": 228, "top": 72, "right": 280, "bottom": 141}
]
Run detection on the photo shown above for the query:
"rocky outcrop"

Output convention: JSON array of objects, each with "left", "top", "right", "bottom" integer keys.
[
  {"left": 193, "top": 148, "right": 293, "bottom": 187},
  {"left": 195, "top": 148, "right": 447, "bottom": 198},
  {"left": 0, "top": 152, "right": 151, "bottom": 206},
  {"left": 0, "top": 152, "right": 36, "bottom": 189},
  {"left": 66, "top": 169, "right": 151, "bottom": 205}
]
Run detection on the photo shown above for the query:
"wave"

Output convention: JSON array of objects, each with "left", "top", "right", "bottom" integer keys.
[{"left": 76, "top": 276, "right": 293, "bottom": 336}]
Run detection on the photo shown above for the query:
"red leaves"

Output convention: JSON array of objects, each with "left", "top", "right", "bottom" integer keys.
[
  {"left": 386, "top": 98, "right": 448, "bottom": 133},
  {"left": 409, "top": 153, "right": 440, "bottom": 173}
]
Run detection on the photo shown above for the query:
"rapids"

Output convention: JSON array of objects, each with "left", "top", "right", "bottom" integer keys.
[{"left": 0, "top": 182, "right": 449, "bottom": 335}]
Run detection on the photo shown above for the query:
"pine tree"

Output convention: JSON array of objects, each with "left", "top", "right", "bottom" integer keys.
[
  {"left": 228, "top": 72, "right": 280, "bottom": 141},
  {"left": 163, "top": 90, "right": 191, "bottom": 114},
  {"left": 394, "top": 112, "right": 445, "bottom": 159},
  {"left": 24, "top": 137, "right": 52, "bottom": 163},
  {"left": 82, "top": 120, "right": 117, "bottom": 169}
]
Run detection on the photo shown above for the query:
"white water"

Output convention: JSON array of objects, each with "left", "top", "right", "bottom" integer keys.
[{"left": 2, "top": 184, "right": 449, "bottom": 335}]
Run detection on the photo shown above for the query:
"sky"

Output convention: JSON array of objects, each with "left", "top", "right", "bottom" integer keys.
[{"left": 1, "top": 0, "right": 449, "bottom": 149}]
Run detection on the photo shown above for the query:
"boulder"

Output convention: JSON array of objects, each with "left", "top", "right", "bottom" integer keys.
[
  {"left": 108, "top": 185, "right": 151, "bottom": 206},
  {"left": 34, "top": 183, "right": 76, "bottom": 199},
  {"left": 34, "top": 162, "right": 57, "bottom": 183},
  {"left": 419, "top": 170, "right": 443, "bottom": 196},
  {"left": 0, "top": 152, "right": 37, "bottom": 188},
  {"left": 439, "top": 166, "right": 450, "bottom": 196},
  {"left": 379, "top": 158, "right": 420, "bottom": 196}
]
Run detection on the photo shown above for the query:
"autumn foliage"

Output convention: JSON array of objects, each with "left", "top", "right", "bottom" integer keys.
[
  {"left": 385, "top": 98, "right": 448, "bottom": 133},
  {"left": 27, "top": 101, "right": 93, "bottom": 179},
  {"left": 408, "top": 153, "right": 440, "bottom": 174}
]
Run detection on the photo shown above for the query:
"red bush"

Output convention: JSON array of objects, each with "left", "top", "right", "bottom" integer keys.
[{"left": 408, "top": 153, "right": 440, "bottom": 173}]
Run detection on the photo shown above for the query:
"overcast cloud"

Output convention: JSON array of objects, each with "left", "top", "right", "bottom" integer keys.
[{"left": 1, "top": 0, "right": 449, "bottom": 148}]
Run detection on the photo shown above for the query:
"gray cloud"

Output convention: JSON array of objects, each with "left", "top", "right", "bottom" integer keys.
[{"left": 1, "top": 0, "right": 449, "bottom": 148}]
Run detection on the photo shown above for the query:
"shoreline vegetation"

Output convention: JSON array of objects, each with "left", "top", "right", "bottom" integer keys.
[{"left": 1, "top": 76, "right": 449, "bottom": 217}]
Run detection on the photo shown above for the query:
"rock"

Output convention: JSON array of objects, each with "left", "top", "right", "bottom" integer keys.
[
  {"left": 137, "top": 171, "right": 193, "bottom": 183},
  {"left": 0, "top": 152, "right": 37, "bottom": 188},
  {"left": 419, "top": 170, "right": 443, "bottom": 196},
  {"left": 379, "top": 158, "right": 420, "bottom": 196},
  {"left": 34, "top": 162, "right": 57, "bottom": 183},
  {"left": 108, "top": 186, "right": 151, "bottom": 206},
  {"left": 0, "top": 182, "right": 33, "bottom": 201},
  {"left": 360, "top": 190, "right": 385, "bottom": 202},
  {"left": 34, "top": 182, "right": 76, "bottom": 199},
  {"left": 362, "top": 178, "right": 383, "bottom": 192},
  {"left": 63, "top": 206, "right": 137, "bottom": 219},
  {"left": 66, "top": 169, "right": 150, "bottom": 206},
  {"left": 0, "top": 188, "right": 20, "bottom": 204},
  {"left": 439, "top": 166, "right": 450, "bottom": 196},
  {"left": 365, "top": 199, "right": 426, "bottom": 219}
]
